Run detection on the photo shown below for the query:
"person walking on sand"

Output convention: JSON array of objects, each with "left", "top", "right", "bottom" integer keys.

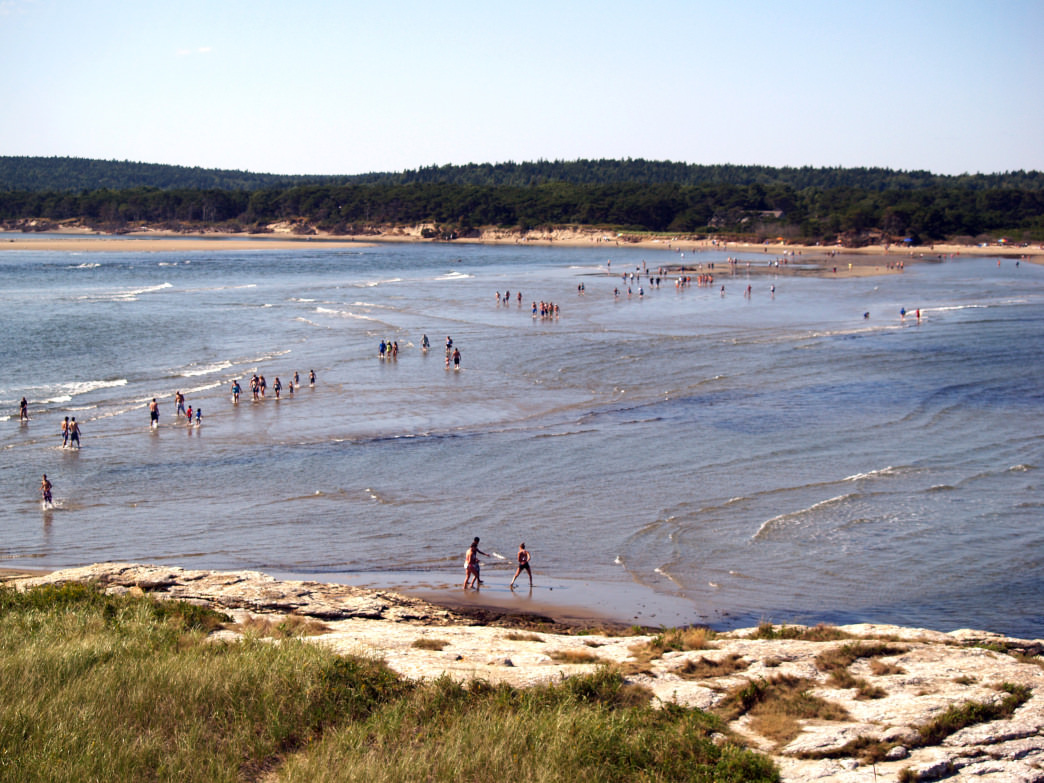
[
  {"left": 69, "top": 418, "right": 80, "bottom": 448},
  {"left": 463, "top": 536, "right": 489, "bottom": 589},
  {"left": 509, "top": 543, "right": 532, "bottom": 589}
]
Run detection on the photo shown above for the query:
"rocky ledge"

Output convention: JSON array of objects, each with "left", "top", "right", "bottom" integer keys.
[{"left": 11, "top": 563, "right": 1044, "bottom": 783}]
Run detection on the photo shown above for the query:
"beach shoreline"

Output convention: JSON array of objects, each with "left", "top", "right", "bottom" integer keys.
[{"left": 1, "top": 225, "right": 1040, "bottom": 274}]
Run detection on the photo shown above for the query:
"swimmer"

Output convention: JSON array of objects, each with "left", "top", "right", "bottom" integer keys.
[
  {"left": 19, "top": 397, "right": 28, "bottom": 421},
  {"left": 69, "top": 418, "right": 80, "bottom": 448},
  {"left": 421, "top": 334, "right": 430, "bottom": 352},
  {"left": 149, "top": 398, "right": 160, "bottom": 428},
  {"left": 40, "top": 474, "right": 52, "bottom": 506}
]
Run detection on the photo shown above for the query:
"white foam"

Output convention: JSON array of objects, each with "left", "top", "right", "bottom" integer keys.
[{"left": 180, "top": 360, "right": 233, "bottom": 378}]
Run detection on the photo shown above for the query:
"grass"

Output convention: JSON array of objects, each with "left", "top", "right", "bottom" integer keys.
[
  {"left": 751, "top": 622, "right": 852, "bottom": 642},
  {"left": 548, "top": 648, "right": 604, "bottom": 664},
  {"left": 410, "top": 637, "right": 450, "bottom": 651},
  {"left": 235, "top": 613, "right": 330, "bottom": 638},
  {"left": 716, "top": 674, "right": 850, "bottom": 748},
  {"left": 798, "top": 682, "right": 1035, "bottom": 764},
  {"left": 814, "top": 641, "right": 907, "bottom": 673},
  {"left": 501, "top": 631, "right": 544, "bottom": 643},
  {"left": 825, "top": 667, "right": 887, "bottom": 699},
  {"left": 279, "top": 670, "right": 777, "bottom": 782},
  {"left": 915, "top": 682, "right": 1031, "bottom": 746},
  {"left": 0, "top": 582, "right": 780, "bottom": 782},
  {"left": 675, "top": 653, "right": 750, "bottom": 680}
]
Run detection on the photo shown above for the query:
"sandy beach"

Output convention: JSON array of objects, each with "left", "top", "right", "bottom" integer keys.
[{"left": 2, "top": 225, "right": 1040, "bottom": 278}]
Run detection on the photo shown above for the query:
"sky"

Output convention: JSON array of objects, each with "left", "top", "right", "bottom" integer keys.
[{"left": 1, "top": 0, "right": 1041, "bottom": 177}]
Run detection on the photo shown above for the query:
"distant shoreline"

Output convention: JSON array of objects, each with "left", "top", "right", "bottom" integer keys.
[{"left": 1, "top": 226, "right": 1040, "bottom": 273}]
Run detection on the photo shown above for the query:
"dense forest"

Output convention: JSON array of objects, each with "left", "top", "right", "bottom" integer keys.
[{"left": 1, "top": 156, "right": 1042, "bottom": 245}]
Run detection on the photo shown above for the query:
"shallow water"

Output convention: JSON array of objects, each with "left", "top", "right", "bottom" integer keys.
[{"left": 2, "top": 243, "right": 1042, "bottom": 636}]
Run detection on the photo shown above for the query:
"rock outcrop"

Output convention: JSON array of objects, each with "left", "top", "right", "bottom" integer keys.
[{"left": 12, "top": 563, "right": 1044, "bottom": 783}]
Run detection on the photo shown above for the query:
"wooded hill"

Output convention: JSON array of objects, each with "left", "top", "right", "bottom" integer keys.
[{"left": 1, "top": 156, "right": 1042, "bottom": 245}]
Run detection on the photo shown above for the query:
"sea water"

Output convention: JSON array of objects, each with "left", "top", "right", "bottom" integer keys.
[{"left": 2, "top": 242, "right": 1042, "bottom": 636}]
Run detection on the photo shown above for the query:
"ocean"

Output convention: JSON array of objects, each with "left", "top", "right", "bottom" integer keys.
[{"left": 2, "top": 240, "right": 1042, "bottom": 636}]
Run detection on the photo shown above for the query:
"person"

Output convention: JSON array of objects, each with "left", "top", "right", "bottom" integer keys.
[
  {"left": 185, "top": 405, "right": 193, "bottom": 423},
  {"left": 288, "top": 380, "right": 294, "bottom": 397},
  {"left": 509, "top": 543, "right": 532, "bottom": 589},
  {"left": 19, "top": 397, "right": 28, "bottom": 421},
  {"left": 463, "top": 537, "right": 489, "bottom": 589},
  {"left": 259, "top": 376, "right": 267, "bottom": 398},
  {"left": 61, "top": 416, "right": 70, "bottom": 447},
  {"left": 421, "top": 334, "right": 430, "bottom": 352},
  {"left": 69, "top": 417, "right": 80, "bottom": 448},
  {"left": 231, "top": 380, "right": 241, "bottom": 403},
  {"left": 379, "top": 339, "right": 386, "bottom": 359},
  {"left": 309, "top": 369, "right": 316, "bottom": 386},
  {"left": 293, "top": 371, "right": 300, "bottom": 386},
  {"left": 175, "top": 390, "right": 186, "bottom": 418},
  {"left": 194, "top": 407, "right": 202, "bottom": 425},
  {"left": 40, "top": 474, "right": 52, "bottom": 505},
  {"left": 273, "top": 377, "right": 282, "bottom": 399},
  {"left": 452, "top": 347, "right": 461, "bottom": 370},
  {"left": 149, "top": 398, "right": 160, "bottom": 428}
]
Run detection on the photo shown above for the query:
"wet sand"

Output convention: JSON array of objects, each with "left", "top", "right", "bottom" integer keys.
[{"left": 276, "top": 568, "right": 705, "bottom": 628}]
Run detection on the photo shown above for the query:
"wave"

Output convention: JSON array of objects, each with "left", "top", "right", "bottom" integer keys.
[
  {"left": 842, "top": 465, "right": 906, "bottom": 482},
  {"left": 352, "top": 278, "right": 403, "bottom": 288},
  {"left": 315, "top": 306, "right": 379, "bottom": 322},
  {"left": 752, "top": 493, "right": 858, "bottom": 541},
  {"left": 22, "top": 378, "right": 130, "bottom": 404},
  {"left": 180, "top": 360, "right": 234, "bottom": 378},
  {"left": 435, "top": 271, "right": 472, "bottom": 280},
  {"left": 68, "top": 262, "right": 101, "bottom": 269},
  {"left": 78, "top": 281, "right": 173, "bottom": 302}
]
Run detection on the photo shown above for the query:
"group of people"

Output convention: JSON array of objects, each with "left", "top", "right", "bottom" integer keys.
[
  {"left": 230, "top": 370, "right": 315, "bottom": 405},
  {"left": 59, "top": 416, "right": 81, "bottom": 448},
  {"left": 463, "top": 537, "right": 532, "bottom": 590}
]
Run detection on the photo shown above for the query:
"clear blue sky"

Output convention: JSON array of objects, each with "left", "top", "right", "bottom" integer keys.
[{"left": 2, "top": 0, "right": 1041, "bottom": 176}]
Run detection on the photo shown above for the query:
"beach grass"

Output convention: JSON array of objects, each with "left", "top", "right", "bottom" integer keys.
[{"left": 0, "top": 583, "right": 779, "bottom": 782}]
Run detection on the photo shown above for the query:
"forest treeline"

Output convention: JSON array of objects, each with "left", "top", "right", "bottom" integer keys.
[
  {"left": 1, "top": 156, "right": 1042, "bottom": 244},
  {"left": 4, "top": 156, "right": 1044, "bottom": 192}
]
